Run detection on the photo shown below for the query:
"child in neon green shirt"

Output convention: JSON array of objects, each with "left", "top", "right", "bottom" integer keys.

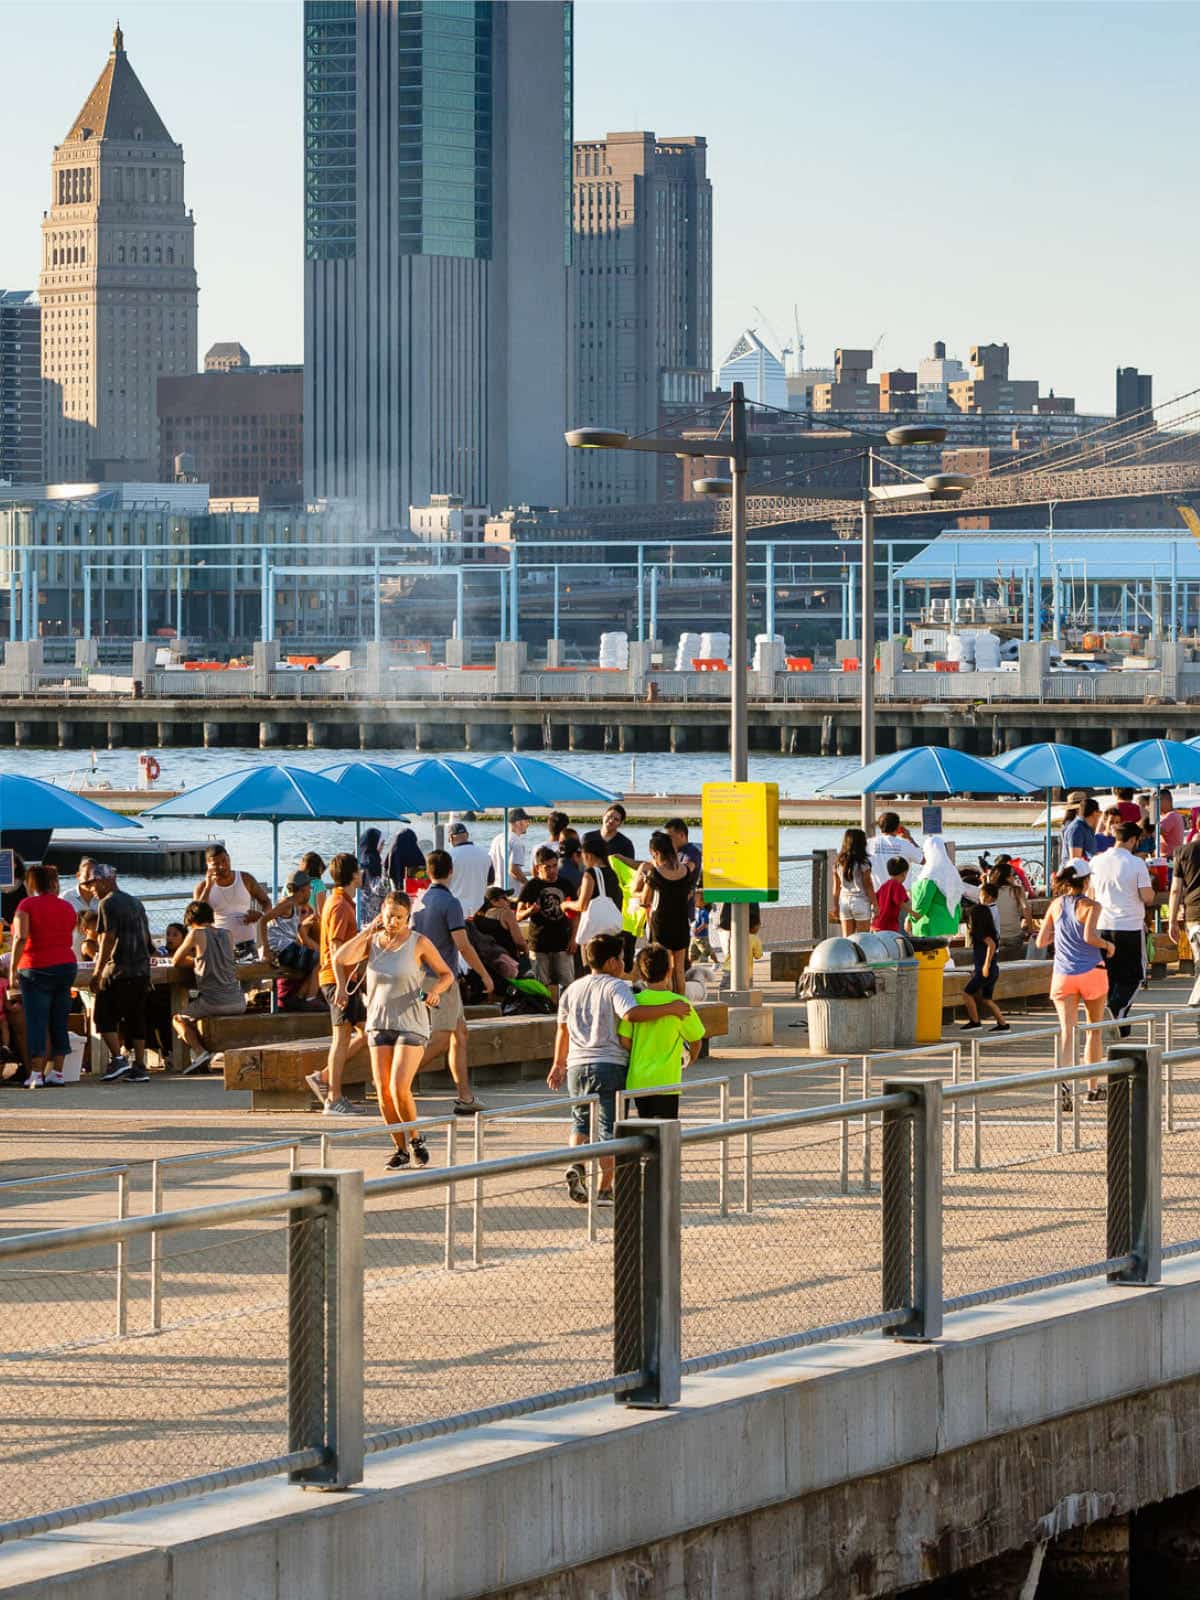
[{"left": 618, "top": 943, "right": 706, "bottom": 1118}]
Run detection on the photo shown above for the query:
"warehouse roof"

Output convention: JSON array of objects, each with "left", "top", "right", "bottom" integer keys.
[{"left": 896, "top": 530, "right": 1200, "bottom": 581}]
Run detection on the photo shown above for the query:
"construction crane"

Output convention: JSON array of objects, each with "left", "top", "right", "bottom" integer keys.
[
  {"left": 792, "top": 306, "right": 804, "bottom": 373},
  {"left": 753, "top": 305, "right": 792, "bottom": 365},
  {"left": 872, "top": 331, "right": 887, "bottom": 368}
]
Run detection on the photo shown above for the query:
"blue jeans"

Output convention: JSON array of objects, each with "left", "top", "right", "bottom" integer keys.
[
  {"left": 567, "top": 1059, "right": 628, "bottom": 1141},
  {"left": 19, "top": 963, "right": 78, "bottom": 1062}
]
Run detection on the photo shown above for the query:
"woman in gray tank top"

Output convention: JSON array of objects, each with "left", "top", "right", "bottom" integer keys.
[
  {"left": 333, "top": 892, "right": 455, "bottom": 1170},
  {"left": 170, "top": 899, "right": 247, "bottom": 1075},
  {"left": 1035, "top": 860, "right": 1115, "bottom": 1108}
]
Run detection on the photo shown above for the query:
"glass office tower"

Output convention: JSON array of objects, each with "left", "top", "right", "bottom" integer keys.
[{"left": 304, "top": 1, "right": 573, "bottom": 529}]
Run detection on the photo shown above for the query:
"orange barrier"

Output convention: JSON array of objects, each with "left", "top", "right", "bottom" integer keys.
[
  {"left": 786, "top": 657, "right": 813, "bottom": 672},
  {"left": 934, "top": 659, "right": 960, "bottom": 673},
  {"left": 691, "top": 658, "right": 729, "bottom": 672}
]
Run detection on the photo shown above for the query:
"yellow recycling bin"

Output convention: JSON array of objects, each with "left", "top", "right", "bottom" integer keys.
[{"left": 914, "top": 946, "right": 950, "bottom": 1043}]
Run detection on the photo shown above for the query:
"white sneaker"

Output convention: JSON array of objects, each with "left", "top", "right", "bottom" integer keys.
[
  {"left": 26, "top": 1072, "right": 44, "bottom": 1089},
  {"left": 304, "top": 1070, "right": 329, "bottom": 1104},
  {"left": 44, "top": 1069, "right": 66, "bottom": 1086}
]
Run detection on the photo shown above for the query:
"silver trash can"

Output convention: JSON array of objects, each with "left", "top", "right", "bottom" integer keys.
[
  {"left": 850, "top": 931, "right": 900, "bottom": 1049},
  {"left": 798, "top": 937, "right": 877, "bottom": 1054},
  {"left": 870, "top": 930, "right": 918, "bottom": 1047}
]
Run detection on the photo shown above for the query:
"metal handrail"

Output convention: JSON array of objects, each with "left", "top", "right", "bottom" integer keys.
[
  {"left": 681, "top": 1091, "right": 915, "bottom": 1147},
  {"left": 0, "top": 1163, "right": 131, "bottom": 1191},
  {"left": 0, "top": 1184, "right": 324, "bottom": 1265},
  {"left": 943, "top": 1056, "right": 1136, "bottom": 1102},
  {"left": 363, "top": 1134, "right": 652, "bottom": 1197}
]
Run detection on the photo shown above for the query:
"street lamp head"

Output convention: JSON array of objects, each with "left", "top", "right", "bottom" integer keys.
[
  {"left": 922, "top": 473, "right": 974, "bottom": 498},
  {"left": 885, "top": 424, "right": 947, "bottom": 447},
  {"left": 564, "top": 427, "right": 629, "bottom": 450},
  {"left": 692, "top": 476, "right": 733, "bottom": 497}
]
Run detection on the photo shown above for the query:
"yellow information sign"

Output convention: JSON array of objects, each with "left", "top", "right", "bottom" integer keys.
[{"left": 701, "top": 781, "right": 779, "bottom": 903}]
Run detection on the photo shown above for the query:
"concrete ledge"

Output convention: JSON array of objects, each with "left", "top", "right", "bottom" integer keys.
[{"left": 6, "top": 1260, "right": 1200, "bottom": 1600}]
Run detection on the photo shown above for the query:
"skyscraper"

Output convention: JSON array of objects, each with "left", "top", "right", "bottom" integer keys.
[
  {"left": 0, "top": 291, "right": 43, "bottom": 483},
  {"left": 38, "top": 24, "right": 198, "bottom": 482},
  {"left": 570, "top": 131, "right": 712, "bottom": 505},
  {"left": 718, "top": 329, "right": 786, "bottom": 411},
  {"left": 304, "top": 1, "right": 573, "bottom": 529}
]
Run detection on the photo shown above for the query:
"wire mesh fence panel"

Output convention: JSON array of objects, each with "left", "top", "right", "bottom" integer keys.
[
  {"left": 941, "top": 1091, "right": 1109, "bottom": 1304},
  {"left": 0, "top": 1215, "right": 306, "bottom": 1528},
  {"left": 1162, "top": 1056, "right": 1200, "bottom": 1248},
  {"left": 361, "top": 1169, "right": 614, "bottom": 1439},
  {"left": 678, "top": 1124, "right": 883, "bottom": 1362}
]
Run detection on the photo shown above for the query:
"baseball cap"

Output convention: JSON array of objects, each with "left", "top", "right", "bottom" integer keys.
[
  {"left": 510, "top": 807, "right": 531, "bottom": 823},
  {"left": 90, "top": 863, "right": 116, "bottom": 882},
  {"left": 1061, "top": 859, "right": 1092, "bottom": 878},
  {"left": 448, "top": 821, "right": 468, "bottom": 839},
  {"left": 1065, "top": 790, "right": 1092, "bottom": 807},
  {"left": 286, "top": 870, "right": 311, "bottom": 892}
]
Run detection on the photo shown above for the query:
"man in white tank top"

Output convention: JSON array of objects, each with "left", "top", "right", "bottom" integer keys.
[{"left": 193, "top": 846, "right": 271, "bottom": 954}]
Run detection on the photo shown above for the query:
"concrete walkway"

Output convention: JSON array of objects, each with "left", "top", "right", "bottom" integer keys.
[{"left": 1, "top": 969, "right": 1197, "bottom": 1533}]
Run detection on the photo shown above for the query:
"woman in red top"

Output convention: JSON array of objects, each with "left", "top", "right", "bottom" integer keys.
[{"left": 10, "top": 865, "right": 79, "bottom": 1088}]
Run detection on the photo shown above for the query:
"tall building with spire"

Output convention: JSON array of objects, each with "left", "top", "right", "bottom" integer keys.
[{"left": 39, "top": 23, "right": 197, "bottom": 481}]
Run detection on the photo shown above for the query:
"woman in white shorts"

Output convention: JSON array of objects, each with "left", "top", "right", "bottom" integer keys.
[{"left": 833, "top": 827, "right": 877, "bottom": 934}]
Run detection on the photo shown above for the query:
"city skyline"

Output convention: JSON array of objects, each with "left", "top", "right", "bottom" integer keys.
[{"left": 0, "top": 1, "right": 1194, "bottom": 417}]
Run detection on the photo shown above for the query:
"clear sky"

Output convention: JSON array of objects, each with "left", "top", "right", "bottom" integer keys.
[{"left": 0, "top": 0, "right": 1193, "bottom": 414}]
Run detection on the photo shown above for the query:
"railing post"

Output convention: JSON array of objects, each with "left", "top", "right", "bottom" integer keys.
[
  {"left": 472, "top": 1115, "right": 485, "bottom": 1264},
  {"left": 881, "top": 1077, "right": 943, "bottom": 1341},
  {"left": 742, "top": 1075, "right": 754, "bottom": 1213},
  {"left": 288, "top": 1167, "right": 364, "bottom": 1489},
  {"left": 149, "top": 1159, "right": 163, "bottom": 1331},
  {"left": 443, "top": 1119, "right": 457, "bottom": 1270},
  {"left": 115, "top": 1169, "right": 129, "bottom": 1336},
  {"left": 1106, "top": 1045, "right": 1162, "bottom": 1286},
  {"left": 613, "top": 1120, "right": 681, "bottom": 1408},
  {"left": 718, "top": 1081, "right": 730, "bottom": 1215}
]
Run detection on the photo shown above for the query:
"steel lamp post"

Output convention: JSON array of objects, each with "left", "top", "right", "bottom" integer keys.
[{"left": 565, "top": 391, "right": 971, "bottom": 993}]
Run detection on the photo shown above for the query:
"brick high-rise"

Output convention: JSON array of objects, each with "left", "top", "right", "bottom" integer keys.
[
  {"left": 39, "top": 24, "right": 198, "bottom": 481},
  {"left": 570, "top": 131, "right": 712, "bottom": 505}
]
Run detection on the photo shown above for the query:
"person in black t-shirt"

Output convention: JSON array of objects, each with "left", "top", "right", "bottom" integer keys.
[
  {"left": 516, "top": 847, "right": 574, "bottom": 996},
  {"left": 600, "top": 803, "right": 636, "bottom": 866}
]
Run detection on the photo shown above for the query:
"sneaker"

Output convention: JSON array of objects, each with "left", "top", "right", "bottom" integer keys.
[
  {"left": 453, "top": 1096, "right": 485, "bottom": 1116},
  {"left": 989, "top": 1022, "right": 1012, "bottom": 1033},
  {"left": 322, "top": 1097, "right": 365, "bottom": 1116},
  {"left": 101, "top": 1056, "right": 132, "bottom": 1082},
  {"left": 958, "top": 1020, "right": 981, "bottom": 1030},
  {"left": 596, "top": 1190, "right": 614, "bottom": 1207},
  {"left": 304, "top": 1071, "right": 328, "bottom": 1105},
  {"left": 26, "top": 1071, "right": 44, "bottom": 1089},
  {"left": 126, "top": 1064, "right": 149, "bottom": 1083},
  {"left": 564, "top": 1164, "right": 587, "bottom": 1205},
  {"left": 385, "top": 1147, "right": 411, "bottom": 1171},
  {"left": 1086, "top": 1087, "right": 1109, "bottom": 1104},
  {"left": 43, "top": 1069, "right": 67, "bottom": 1086},
  {"left": 183, "top": 1050, "right": 213, "bottom": 1076},
  {"left": 410, "top": 1135, "right": 431, "bottom": 1168},
  {"left": 1060, "top": 1085, "right": 1074, "bottom": 1113}
]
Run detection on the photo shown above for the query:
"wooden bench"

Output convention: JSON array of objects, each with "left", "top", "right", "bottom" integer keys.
[
  {"left": 942, "top": 959, "right": 1053, "bottom": 1013},
  {"left": 223, "top": 1000, "right": 732, "bottom": 1111}
]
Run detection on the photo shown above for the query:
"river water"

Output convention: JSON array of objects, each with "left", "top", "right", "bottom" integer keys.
[{"left": 5, "top": 745, "right": 1039, "bottom": 918}]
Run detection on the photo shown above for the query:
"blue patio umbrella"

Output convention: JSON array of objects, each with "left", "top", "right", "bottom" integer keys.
[
  {"left": 1111, "top": 739, "right": 1200, "bottom": 787},
  {"left": 1108, "top": 740, "right": 1200, "bottom": 851},
  {"left": 321, "top": 761, "right": 433, "bottom": 816},
  {"left": 142, "top": 764, "right": 410, "bottom": 896},
  {"left": 990, "top": 743, "right": 1142, "bottom": 881},
  {"left": 819, "top": 746, "right": 1039, "bottom": 800},
  {"left": 0, "top": 773, "right": 141, "bottom": 833},
  {"left": 0, "top": 772, "right": 140, "bottom": 877},
  {"left": 471, "top": 754, "right": 615, "bottom": 806},
  {"left": 395, "top": 756, "right": 543, "bottom": 878}
]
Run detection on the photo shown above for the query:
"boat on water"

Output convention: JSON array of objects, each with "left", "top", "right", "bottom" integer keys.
[{"left": 56, "top": 752, "right": 182, "bottom": 813}]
